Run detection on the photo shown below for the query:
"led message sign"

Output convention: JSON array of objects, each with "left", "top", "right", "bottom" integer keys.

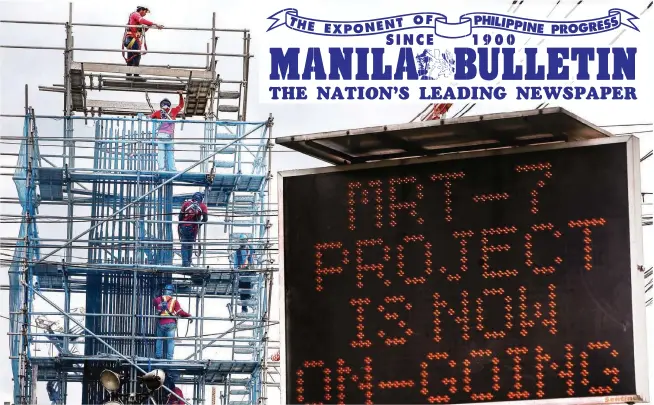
[{"left": 280, "top": 138, "right": 646, "bottom": 405}]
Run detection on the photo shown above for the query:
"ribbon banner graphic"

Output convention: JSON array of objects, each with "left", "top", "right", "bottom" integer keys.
[{"left": 266, "top": 8, "right": 639, "bottom": 38}]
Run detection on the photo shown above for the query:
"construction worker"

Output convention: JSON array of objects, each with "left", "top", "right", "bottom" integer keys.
[
  {"left": 149, "top": 91, "right": 185, "bottom": 171},
  {"left": 178, "top": 192, "right": 208, "bottom": 267},
  {"left": 46, "top": 381, "right": 61, "bottom": 405},
  {"left": 234, "top": 234, "right": 254, "bottom": 313},
  {"left": 152, "top": 284, "right": 192, "bottom": 360},
  {"left": 167, "top": 384, "right": 185, "bottom": 404},
  {"left": 123, "top": 6, "right": 163, "bottom": 80}
]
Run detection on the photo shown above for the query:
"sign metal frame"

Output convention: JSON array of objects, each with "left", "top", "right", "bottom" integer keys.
[{"left": 277, "top": 135, "right": 647, "bottom": 405}]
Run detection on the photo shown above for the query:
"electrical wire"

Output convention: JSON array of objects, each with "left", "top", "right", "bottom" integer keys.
[
  {"left": 417, "top": 0, "right": 569, "bottom": 121},
  {"left": 0, "top": 252, "right": 280, "bottom": 270},
  {"left": 0, "top": 253, "right": 279, "bottom": 275},
  {"left": 0, "top": 312, "right": 52, "bottom": 331},
  {"left": 0, "top": 250, "right": 279, "bottom": 269},
  {"left": 0, "top": 313, "right": 280, "bottom": 338},
  {"left": 613, "top": 130, "right": 653, "bottom": 136},
  {"left": 417, "top": 0, "right": 653, "bottom": 121},
  {"left": 540, "top": 0, "right": 653, "bottom": 108},
  {"left": 601, "top": 123, "right": 653, "bottom": 128},
  {"left": 0, "top": 210, "right": 282, "bottom": 224},
  {"left": 450, "top": 0, "right": 567, "bottom": 118}
]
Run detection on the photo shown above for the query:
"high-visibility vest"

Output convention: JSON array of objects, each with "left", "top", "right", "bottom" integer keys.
[{"left": 160, "top": 296, "right": 179, "bottom": 317}]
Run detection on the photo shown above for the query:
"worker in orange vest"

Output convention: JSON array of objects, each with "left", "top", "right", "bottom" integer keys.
[{"left": 152, "top": 284, "right": 192, "bottom": 359}]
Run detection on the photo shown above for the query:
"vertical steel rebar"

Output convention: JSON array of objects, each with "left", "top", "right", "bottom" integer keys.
[{"left": 64, "top": 2, "right": 74, "bottom": 266}]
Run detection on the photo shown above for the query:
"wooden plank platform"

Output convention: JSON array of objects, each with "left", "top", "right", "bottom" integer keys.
[
  {"left": 218, "top": 105, "right": 240, "bottom": 113},
  {"left": 74, "top": 78, "right": 213, "bottom": 116},
  {"left": 275, "top": 107, "right": 614, "bottom": 165},
  {"left": 70, "top": 62, "right": 213, "bottom": 79},
  {"left": 68, "top": 60, "right": 215, "bottom": 116},
  {"left": 31, "top": 356, "right": 258, "bottom": 385},
  {"left": 85, "top": 99, "right": 152, "bottom": 115},
  {"left": 219, "top": 91, "right": 240, "bottom": 99},
  {"left": 101, "top": 79, "right": 187, "bottom": 92},
  {"left": 55, "top": 60, "right": 244, "bottom": 117},
  {"left": 185, "top": 77, "right": 212, "bottom": 116}
]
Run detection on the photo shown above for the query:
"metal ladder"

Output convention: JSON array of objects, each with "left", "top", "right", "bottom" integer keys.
[
  {"left": 222, "top": 119, "right": 266, "bottom": 405},
  {"left": 227, "top": 264, "right": 261, "bottom": 405},
  {"left": 227, "top": 213, "right": 263, "bottom": 405}
]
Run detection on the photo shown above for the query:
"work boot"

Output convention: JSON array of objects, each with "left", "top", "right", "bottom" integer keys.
[
  {"left": 133, "top": 74, "right": 147, "bottom": 82},
  {"left": 242, "top": 306, "right": 248, "bottom": 313}
]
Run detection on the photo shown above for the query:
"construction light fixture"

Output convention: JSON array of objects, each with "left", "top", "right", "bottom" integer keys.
[
  {"left": 141, "top": 369, "right": 166, "bottom": 392},
  {"left": 99, "top": 369, "right": 121, "bottom": 393}
]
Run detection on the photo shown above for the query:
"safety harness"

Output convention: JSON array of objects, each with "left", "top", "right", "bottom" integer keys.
[
  {"left": 159, "top": 295, "right": 179, "bottom": 317},
  {"left": 160, "top": 108, "right": 172, "bottom": 121},
  {"left": 122, "top": 15, "right": 148, "bottom": 63},
  {"left": 181, "top": 200, "right": 203, "bottom": 223}
]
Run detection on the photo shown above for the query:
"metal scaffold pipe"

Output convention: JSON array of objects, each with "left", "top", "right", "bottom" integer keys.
[
  {"left": 21, "top": 281, "right": 191, "bottom": 405},
  {"left": 5, "top": 5, "right": 275, "bottom": 403},
  {"left": 34, "top": 121, "right": 266, "bottom": 266},
  {"left": 19, "top": 312, "right": 280, "bottom": 324},
  {"left": 0, "top": 44, "right": 250, "bottom": 58},
  {"left": 0, "top": 115, "right": 263, "bottom": 125},
  {"left": 12, "top": 332, "right": 268, "bottom": 343},
  {"left": 0, "top": 19, "right": 250, "bottom": 32}
]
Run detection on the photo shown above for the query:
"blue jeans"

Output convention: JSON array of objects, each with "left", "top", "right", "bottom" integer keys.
[
  {"left": 155, "top": 322, "right": 177, "bottom": 360},
  {"left": 124, "top": 36, "right": 142, "bottom": 67},
  {"left": 157, "top": 133, "right": 176, "bottom": 171},
  {"left": 179, "top": 225, "right": 197, "bottom": 267}
]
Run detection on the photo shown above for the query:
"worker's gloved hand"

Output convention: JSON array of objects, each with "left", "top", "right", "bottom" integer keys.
[
  {"left": 156, "top": 24, "right": 164, "bottom": 29},
  {"left": 189, "top": 318, "right": 194, "bottom": 324}
]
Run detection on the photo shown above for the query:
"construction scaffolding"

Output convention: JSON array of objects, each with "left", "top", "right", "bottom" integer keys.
[{"left": 1, "top": 5, "right": 279, "bottom": 405}]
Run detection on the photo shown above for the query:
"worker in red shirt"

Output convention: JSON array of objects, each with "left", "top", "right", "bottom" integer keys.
[
  {"left": 167, "top": 385, "right": 185, "bottom": 404},
  {"left": 152, "top": 284, "right": 192, "bottom": 360},
  {"left": 123, "top": 6, "right": 163, "bottom": 80},
  {"left": 149, "top": 91, "right": 185, "bottom": 171},
  {"left": 179, "top": 192, "right": 208, "bottom": 267}
]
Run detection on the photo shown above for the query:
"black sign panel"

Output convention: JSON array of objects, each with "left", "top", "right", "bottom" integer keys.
[{"left": 281, "top": 140, "right": 641, "bottom": 405}]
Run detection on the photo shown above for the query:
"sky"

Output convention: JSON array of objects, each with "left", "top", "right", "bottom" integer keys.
[{"left": 0, "top": 0, "right": 653, "bottom": 404}]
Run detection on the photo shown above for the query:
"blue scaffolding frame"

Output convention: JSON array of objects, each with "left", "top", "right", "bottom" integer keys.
[
  {"left": 8, "top": 113, "right": 275, "bottom": 404},
  {"left": 1, "top": 4, "right": 282, "bottom": 403},
  {"left": 9, "top": 109, "right": 42, "bottom": 405},
  {"left": 1, "top": 5, "right": 280, "bottom": 403}
]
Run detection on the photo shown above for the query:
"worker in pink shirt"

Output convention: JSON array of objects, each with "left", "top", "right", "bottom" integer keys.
[
  {"left": 123, "top": 6, "right": 163, "bottom": 80},
  {"left": 149, "top": 91, "right": 185, "bottom": 171},
  {"left": 152, "top": 284, "right": 192, "bottom": 360}
]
